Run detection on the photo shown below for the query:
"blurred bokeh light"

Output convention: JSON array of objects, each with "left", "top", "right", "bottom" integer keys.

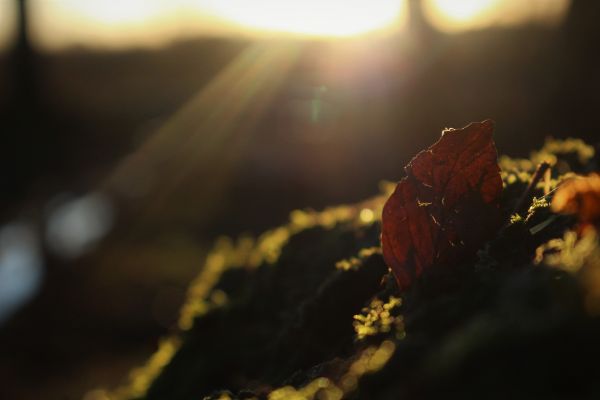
[
  {"left": 30, "top": 0, "right": 224, "bottom": 49},
  {"left": 45, "top": 192, "right": 114, "bottom": 259},
  {"left": 28, "top": 0, "right": 573, "bottom": 50},
  {"left": 424, "top": 0, "right": 570, "bottom": 33},
  {"left": 0, "top": 0, "right": 16, "bottom": 51},
  {"left": 0, "top": 222, "right": 43, "bottom": 324},
  {"left": 200, "top": 0, "right": 407, "bottom": 37},
  {"left": 30, "top": 0, "right": 407, "bottom": 49}
]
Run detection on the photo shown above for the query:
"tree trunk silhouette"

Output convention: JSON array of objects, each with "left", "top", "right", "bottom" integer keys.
[
  {"left": 14, "top": 0, "right": 34, "bottom": 108},
  {"left": 1, "top": 0, "right": 46, "bottom": 208}
]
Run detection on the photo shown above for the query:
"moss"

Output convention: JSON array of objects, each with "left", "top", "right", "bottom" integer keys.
[
  {"left": 98, "top": 137, "right": 600, "bottom": 400},
  {"left": 353, "top": 296, "right": 404, "bottom": 341}
]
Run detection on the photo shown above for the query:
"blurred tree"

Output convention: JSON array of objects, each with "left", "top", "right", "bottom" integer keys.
[
  {"left": 406, "top": 0, "right": 434, "bottom": 37},
  {"left": 15, "top": 0, "right": 32, "bottom": 95},
  {"left": 1, "top": 0, "right": 57, "bottom": 213}
]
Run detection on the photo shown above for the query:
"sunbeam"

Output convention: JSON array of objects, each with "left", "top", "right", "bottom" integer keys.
[{"left": 104, "top": 42, "right": 302, "bottom": 219}]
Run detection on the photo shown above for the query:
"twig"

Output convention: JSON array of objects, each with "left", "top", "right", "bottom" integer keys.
[{"left": 512, "top": 161, "right": 551, "bottom": 216}]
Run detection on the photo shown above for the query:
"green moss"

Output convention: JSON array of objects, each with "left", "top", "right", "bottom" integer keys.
[{"left": 353, "top": 296, "right": 404, "bottom": 341}]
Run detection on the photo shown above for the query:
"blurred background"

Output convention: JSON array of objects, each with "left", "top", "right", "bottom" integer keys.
[{"left": 0, "top": 1, "right": 599, "bottom": 398}]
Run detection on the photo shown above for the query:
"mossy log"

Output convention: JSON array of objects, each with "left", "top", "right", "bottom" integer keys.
[{"left": 95, "top": 138, "right": 600, "bottom": 400}]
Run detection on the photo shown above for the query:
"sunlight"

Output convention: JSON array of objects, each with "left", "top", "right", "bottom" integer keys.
[
  {"left": 30, "top": 0, "right": 407, "bottom": 50},
  {"left": 55, "top": 0, "right": 166, "bottom": 24},
  {"left": 0, "top": 0, "right": 16, "bottom": 51},
  {"left": 429, "top": 0, "right": 500, "bottom": 22},
  {"left": 104, "top": 42, "right": 301, "bottom": 216},
  {"left": 424, "top": 0, "right": 571, "bottom": 33},
  {"left": 30, "top": 0, "right": 212, "bottom": 49},
  {"left": 201, "top": 0, "right": 406, "bottom": 37}
]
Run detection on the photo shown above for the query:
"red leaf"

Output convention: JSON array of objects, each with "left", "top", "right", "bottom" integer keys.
[{"left": 381, "top": 120, "right": 503, "bottom": 289}]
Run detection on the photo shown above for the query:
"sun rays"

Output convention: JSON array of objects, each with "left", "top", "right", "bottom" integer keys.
[{"left": 104, "top": 42, "right": 302, "bottom": 216}]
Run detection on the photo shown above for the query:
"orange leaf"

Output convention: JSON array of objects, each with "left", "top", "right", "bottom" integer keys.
[
  {"left": 381, "top": 120, "right": 503, "bottom": 289},
  {"left": 552, "top": 174, "right": 600, "bottom": 230}
]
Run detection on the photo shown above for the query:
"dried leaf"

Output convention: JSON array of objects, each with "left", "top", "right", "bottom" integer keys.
[
  {"left": 552, "top": 174, "right": 600, "bottom": 230},
  {"left": 382, "top": 120, "right": 503, "bottom": 289}
]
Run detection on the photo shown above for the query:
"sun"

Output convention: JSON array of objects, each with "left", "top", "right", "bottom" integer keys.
[
  {"left": 424, "top": 0, "right": 501, "bottom": 32},
  {"left": 200, "top": 0, "right": 407, "bottom": 37},
  {"left": 428, "top": 0, "right": 499, "bottom": 22}
]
